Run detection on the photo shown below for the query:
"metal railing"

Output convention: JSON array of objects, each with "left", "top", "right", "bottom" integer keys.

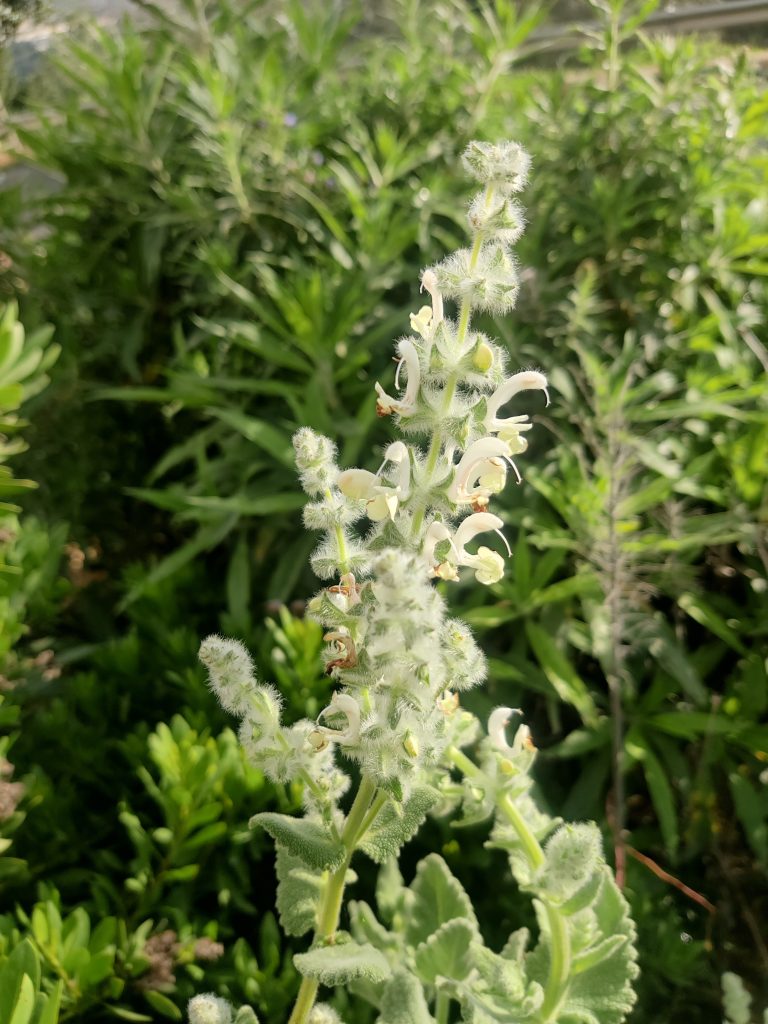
[{"left": 532, "top": 0, "right": 768, "bottom": 50}]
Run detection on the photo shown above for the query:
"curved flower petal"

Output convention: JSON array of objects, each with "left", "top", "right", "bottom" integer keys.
[{"left": 484, "top": 370, "right": 549, "bottom": 434}]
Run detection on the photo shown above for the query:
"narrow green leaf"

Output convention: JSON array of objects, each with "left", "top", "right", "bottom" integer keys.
[
  {"left": 525, "top": 622, "right": 598, "bottom": 726},
  {"left": 9, "top": 974, "right": 35, "bottom": 1024},
  {"left": 677, "top": 593, "right": 747, "bottom": 654},
  {"left": 143, "top": 990, "right": 182, "bottom": 1020},
  {"left": 627, "top": 731, "right": 678, "bottom": 856}
]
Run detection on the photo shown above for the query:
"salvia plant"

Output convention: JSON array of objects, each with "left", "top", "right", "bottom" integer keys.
[{"left": 195, "top": 142, "right": 639, "bottom": 1024}]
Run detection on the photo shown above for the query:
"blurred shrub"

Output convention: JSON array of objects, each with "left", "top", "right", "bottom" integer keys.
[
  {"left": 453, "top": 26, "right": 768, "bottom": 1022},
  {"left": 9, "top": 0, "right": 541, "bottom": 603}
]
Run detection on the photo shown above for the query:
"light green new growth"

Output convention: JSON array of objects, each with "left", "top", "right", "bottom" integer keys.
[{"left": 194, "top": 142, "right": 638, "bottom": 1024}]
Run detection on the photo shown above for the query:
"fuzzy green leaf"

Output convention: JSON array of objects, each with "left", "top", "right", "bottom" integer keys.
[
  {"left": 275, "top": 845, "right": 324, "bottom": 937},
  {"left": 377, "top": 970, "right": 435, "bottom": 1024},
  {"left": 405, "top": 854, "right": 478, "bottom": 947},
  {"left": 527, "top": 867, "right": 638, "bottom": 1024},
  {"left": 536, "top": 824, "right": 602, "bottom": 905},
  {"left": 348, "top": 901, "right": 401, "bottom": 955},
  {"left": 375, "top": 859, "right": 407, "bottom": 927},
  {"left": 413, "top": 918, "right": 475, "bottom": 983},
  {"left": 360, "top": 787, "right": 438, "bottom": 864},
  {"left": 452, "top": 944, "right": 538, "bottom": 1022},
  {"left": 250, "top": 814, "right": 345, "bottom": 871},
  {"left": 294, "top": 941, "right": 391, "bottom": 985}
]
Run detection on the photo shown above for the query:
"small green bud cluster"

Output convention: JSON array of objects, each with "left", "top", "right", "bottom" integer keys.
[{"left": 199, "top": 635, "right": 349, "bottom": 812}]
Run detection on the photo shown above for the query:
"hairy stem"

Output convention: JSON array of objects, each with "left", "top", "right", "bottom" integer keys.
[
  {"left": 325, "top": 487, "right": 350, "bottom": 574},
  {"left": 287, "top": 774, "right": 379, "bottom": 1024},
  {"left": 448, "top": 748, "right": 571, "bottom": 1023},
  {"left": 435, "top": 989, "right": 451, "bottom": 1024}
]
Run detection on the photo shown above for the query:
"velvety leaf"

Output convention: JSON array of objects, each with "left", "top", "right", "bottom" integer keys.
[
  {"left": 275, "top": 845, "right": 324, "bottom": 937},
  {"left": 377, "top": 970, "right": 435, "bottom": 1024},
  {"left": 405, "top": 854, "right": 477, "bottom": 947},
  {"left": 360, "top": 787, "right": 438, "bottom": 865},
  {"left": 294, "top": 941, "right": 391, "bottom": 985},
  {"left": 413, "top": 918, "right": 475, "bottom": 983},
  {"left": 250, "top": 813, "right": 345, "bottom": 871}
]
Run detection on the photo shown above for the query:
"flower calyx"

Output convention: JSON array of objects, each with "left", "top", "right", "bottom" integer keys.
[{"left": 323, "top": 631, "right": 358, "bottom": 674}]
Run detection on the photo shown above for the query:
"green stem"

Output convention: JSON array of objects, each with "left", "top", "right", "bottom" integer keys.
[
  {"left": 435, "top": 989, "right": 451, "bottom": 1024},
  {"left": 497, "top": 792, "right": 544, "bottom": 871},
  {"left": 539, "top": 903, "right": 571, "bottom": 1021},
  {"left": 447, "top": 747, "right": 571, "bottom": 1023},
  {"left": 287, "top": 775, "right": 379, "bottom": 1024}
]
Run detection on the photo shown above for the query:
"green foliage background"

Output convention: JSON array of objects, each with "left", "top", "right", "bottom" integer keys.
[{"left": 0, "top": 0, "right": 766, "bottom": 1021}]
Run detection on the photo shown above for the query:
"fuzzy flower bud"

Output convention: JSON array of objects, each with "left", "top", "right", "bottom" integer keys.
[
  {"left": 188, "top": 994, "right": 233, "bottom": 1024},
  {"left": 461, "top": 140, "right": 531, "bottom": 191},
  {"left": 308, "top": 1007, "right": 342, "bottom": 1024},
  {"left": 199, "top": 636, "right": 279, "bottom": 719},
  {"left": 293, "top": 428, "right": 338, "bottom": 495},
  {"left": 473, "top": 339, "right": 495, "bottom": 373},
  {"left": 435, "top": 243, "right": 519, "bottom": 315},
  {"left": 467, "top": 193, "right": 525, "bottom": 244}
]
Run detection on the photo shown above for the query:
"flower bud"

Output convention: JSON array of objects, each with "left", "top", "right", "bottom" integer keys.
[
  {"left": 461, "top": 141, "right": 531, "bottom": 191},
  {"left": 402, "top": 732, "right": 420, "bottom": 759},
  {"left": 199, "top": 636, "right": 259, "bottom": 717},
  {"left": 188, "top": 994, "right": 233, "bottom": 1024},
  {"left": 473, "top": 340, "right": 494, "bottom": 372},
  {"left": 293, "top": 428, "right": 338, "bottom": 494}
]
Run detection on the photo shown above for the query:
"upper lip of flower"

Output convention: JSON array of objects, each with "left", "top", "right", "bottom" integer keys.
[
  {"left": 315, "top": 691, "right": 361, "bottom": 745},
  {"left": 423, "top": 511, "right": 511, "bottom": 583},
  {"left": 420, "top": 268, "right": 444, "bottom": 325},
  {"left": 484, "top": 370, "right": 549, "bottom": 434},
  {"left": 446, "top": 437, "right": 513, "bottom": 505},
  {"left": 375, "top": 338, "right": 420, "bottom": 417},
  {"left": 488, "top": 706, "right": 523, "bottom": 753}
]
